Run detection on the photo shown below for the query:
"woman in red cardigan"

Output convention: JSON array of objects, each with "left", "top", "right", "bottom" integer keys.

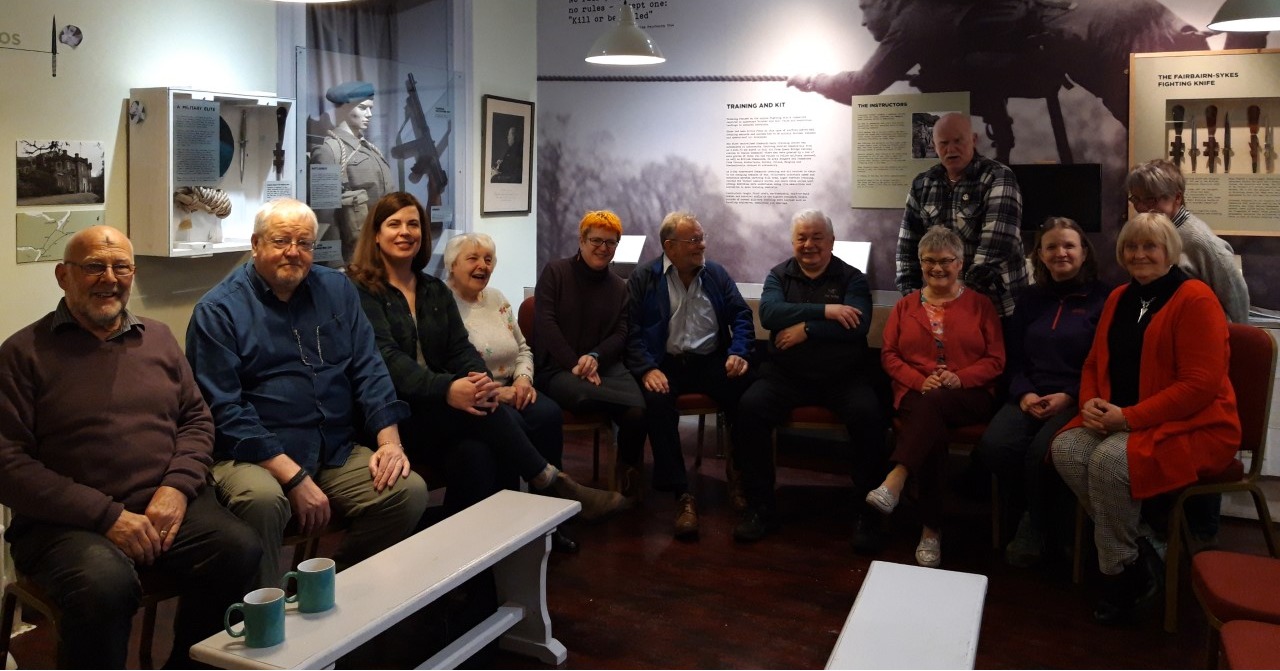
[
  {"left": 873, "top": 226, "right": 1005, "bottom": 567},
  {"left": 1051, "top": 212, "right": 1239, "bottom": 625}
]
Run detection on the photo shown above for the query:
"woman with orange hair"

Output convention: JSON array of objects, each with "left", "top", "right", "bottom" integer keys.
[{"left": 534, "top": 211, "right": 648, "bottom": 497}]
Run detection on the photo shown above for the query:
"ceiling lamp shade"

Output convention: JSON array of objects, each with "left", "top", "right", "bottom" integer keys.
[
  {"left": 1208, "top": 0, "right": 1280, "bottom": 31},
  {"left": 585, "top": 2, "right": 665, "bottom": 65}
]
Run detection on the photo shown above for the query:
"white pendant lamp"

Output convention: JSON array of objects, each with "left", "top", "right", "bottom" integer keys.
[
  {"left": 1209, "top": 0, "right": 1280, "bottom": 31},
  {"left": 585, "top": 1, "right": 665, "bottom": 65}
]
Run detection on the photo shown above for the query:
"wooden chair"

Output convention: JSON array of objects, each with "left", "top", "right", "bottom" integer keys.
[
  {"left": 675, "top": 392, "right": 725, "bottom": 469},
  {"left": 516, "top": 296, "right": 614, "bottom": 481},
  {"left": 1072, "top": 323, "right": 1279, "bottom": 634},
  {"left": 891, "top": 416, "right": 999, "bottom": 549},
  {"left": 516, "top": 296, "right": 724, "bottom": 480},
  {"left": 0, "top": 570, "right": 180, "bottom": 669},
  {"left": 1191, "top": 551, "right": 1280, "bottom": 667}
]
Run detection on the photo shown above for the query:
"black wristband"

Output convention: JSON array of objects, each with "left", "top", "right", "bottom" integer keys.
[{"left": 281, "top": 468, "right": 309, "bottom": 494}]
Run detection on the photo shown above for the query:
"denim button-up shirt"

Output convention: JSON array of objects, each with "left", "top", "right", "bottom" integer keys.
[{"left": 186, "top": 264, "right": 409, "bottom": 473}]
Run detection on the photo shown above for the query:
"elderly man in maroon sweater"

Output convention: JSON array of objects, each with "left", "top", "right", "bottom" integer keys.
[{"left": 0, "top": 226, "right": 260, "bottom": 668}]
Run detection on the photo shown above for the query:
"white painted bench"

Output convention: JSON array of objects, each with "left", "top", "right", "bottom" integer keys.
[
  {"left": 826, "top": 560, "right": 988, "bottom": 670},
  {"left": 190, "top": 489, "right": 580, "bottom": 669}
]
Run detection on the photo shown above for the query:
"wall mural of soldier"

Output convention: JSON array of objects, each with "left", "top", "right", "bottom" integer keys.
[{"left": 534, "top": 0, "right": 1276, "bottom": 303}]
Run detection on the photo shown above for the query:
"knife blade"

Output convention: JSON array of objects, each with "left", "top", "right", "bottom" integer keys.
[
  {"left": 1170, "top": 105, "right": 1185, "bottom": 170},
  {"left": 1190, "top": 115, "right": 1199, "bottom": 173},
  {"left": 1248, "top": 105, "right": 1260, "bottom": 174},
  {"left": 51, "top": 16, "right": 57, "bottom": 77},
  {"left": 238, "top": 110, "right": 248, "bottom": 182},
  {"left": 1266, "top": 116, "right": 1275, "bottom": 174},
  {"left": 1224, "top": 111, "right": 1232, "bottom": 174},
  {"left": 1205, "top": 105, "right": 1219, "bottom": 174}
]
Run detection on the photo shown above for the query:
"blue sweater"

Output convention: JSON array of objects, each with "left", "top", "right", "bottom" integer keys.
[{"left": 1005, "top": 278, "right": 1110, "bottom": 401}]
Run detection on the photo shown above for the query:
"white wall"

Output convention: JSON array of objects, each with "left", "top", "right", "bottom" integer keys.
[
  {"left": 0, "top": 0, "right": 278, "bottom": 343},
  {"left": 459, "top": 0, "right": 538, "bottom": 303}
]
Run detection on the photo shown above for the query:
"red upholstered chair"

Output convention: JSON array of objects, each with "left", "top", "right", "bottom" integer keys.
[
  {"left": 1072, "top": 323, "right": 1279, "bottom": 634},
  {"left": 890, "top": 416, "right": 999, "bottom": 548},
  {"left": 517, "top": 296, "right": 614, "bottom": 481},
  {"left": 517, "top": 296, "right": 723, "bottom": 481},
  {"left": 1192, "top": 551, "right": 1280, "bottom": 667},
  {"left": 1219, "top": 620, "right": 1280, "bottom": 670}
]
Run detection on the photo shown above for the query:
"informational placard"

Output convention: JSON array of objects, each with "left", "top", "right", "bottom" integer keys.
[
  {"left": 850, "top": 91, "right": 969, "bottom": 209},
  {"left": 308, "top": 163, "right": 342, "bottom": 209},
  {"left": 172, "top": 100, "right": 221, "bottom": 186},
  {"left": 1131, "top": 50, "right": 1280, "bottom": 236}
]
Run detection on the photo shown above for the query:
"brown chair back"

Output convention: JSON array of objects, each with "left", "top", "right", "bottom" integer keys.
[
  {"left": 1227, "top": 322, "right": 1276, "bottom": 478},
  {"left": 518, "top": 295, "right": 536, "bottom": 350}
]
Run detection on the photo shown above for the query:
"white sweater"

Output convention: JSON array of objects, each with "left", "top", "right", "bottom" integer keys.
[{"left": 454, "top": 287, "right": 534, "bottom": 385}]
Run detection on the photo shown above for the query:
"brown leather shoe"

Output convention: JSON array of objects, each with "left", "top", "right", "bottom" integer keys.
[
  {"left": 550, "top": 472, "right": 626, "bottom": 521},
  {"left": 674, "top": 493, "right": 699, "bottom": 540}
]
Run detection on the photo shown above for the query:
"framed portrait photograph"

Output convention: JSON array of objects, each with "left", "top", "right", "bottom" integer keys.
[{"left": 481, "top": 95, "right": 534, "bottom": 215}]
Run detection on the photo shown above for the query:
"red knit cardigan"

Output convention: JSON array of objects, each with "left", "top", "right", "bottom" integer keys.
[
  {"left": 1059, "top": 279, "right": 1240, "bottom": 499},
  {"left": 881, "top": 288, "right": 1006, "bottom": 408}
]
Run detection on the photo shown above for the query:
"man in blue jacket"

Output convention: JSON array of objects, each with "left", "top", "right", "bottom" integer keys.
[{"left": 626, "top": 211, "right": 755, "bottom": 540}]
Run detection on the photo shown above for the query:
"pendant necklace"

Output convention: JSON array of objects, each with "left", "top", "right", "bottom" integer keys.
[{"left": 1138, "top": 297, "right": 1155, "bottom": 323}]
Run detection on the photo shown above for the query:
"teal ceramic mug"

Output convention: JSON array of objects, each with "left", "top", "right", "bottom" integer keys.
[
  {"left": 224, "top": 587, "right": 285, "bottom": 648},
  {"left": 282, "top": 557, "right": 336, "bottom": 613}
]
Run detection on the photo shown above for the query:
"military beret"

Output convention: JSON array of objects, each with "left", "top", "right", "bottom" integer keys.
[{"left": 325, "top": 81, "right": 375, "bottom": 105}]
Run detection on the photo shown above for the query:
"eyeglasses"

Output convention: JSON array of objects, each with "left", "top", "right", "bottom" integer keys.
[
  {"left": 586, "top": 237, "right": 620, "bottom": 249},
  {"left": 668, "top": 235, "right": 708, "bottom": 246},
  {"left": 1127, "top": 195, "right": 1168, "bottom": 210},
  {"left": 67, "top": 261, "right": 135, "bottom": 277},
  {"left": 919, "top": 257, "right": 958, "bottom": 268},
  {"left": 267, "top": 237, "right": 317, "bottom": 252}
]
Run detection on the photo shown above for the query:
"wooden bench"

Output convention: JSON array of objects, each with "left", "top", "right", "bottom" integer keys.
[
  {"left": 190, "top": 490, "right": 580, "bottom": 669},
  {"left": 826, "top": 560, "right": 987, "bottom": 670}
]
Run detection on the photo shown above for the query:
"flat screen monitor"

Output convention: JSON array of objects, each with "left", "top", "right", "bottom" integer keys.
[{"left": 1009, "top": 163, "right": 1102, "bottom": 232}]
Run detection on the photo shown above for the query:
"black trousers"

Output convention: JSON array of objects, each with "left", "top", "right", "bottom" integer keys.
[
  {"left": 734, "top": 364, "right": 888, "bottom": 509},
  {"left": 640, "top": 352, "right": 754, "bottom": 493},
  {"left": 8, "top": 488, "right": 261, "bottom": 669}
]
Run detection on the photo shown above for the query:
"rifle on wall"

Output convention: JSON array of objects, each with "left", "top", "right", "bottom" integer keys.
[{"left": 391, "top": 73, "right": 448, "bottom": 206}]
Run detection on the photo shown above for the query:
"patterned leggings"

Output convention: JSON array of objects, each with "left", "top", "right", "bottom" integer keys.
[{"left": 1050, "top": 427, "right": 1148, "bottom": 575}]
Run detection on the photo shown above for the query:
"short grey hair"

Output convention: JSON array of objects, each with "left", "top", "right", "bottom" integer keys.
[
  {"left": 254, "top": 198, "right": 317, "bottom": 237},
  {"left": 1126, "top": 159, "right": 1184, "bottom": 199},
  {"left": 659, "top": 211, "right": 698, "bottom": 242},
  {"left": 791, "top": 208, "right": 833, "bottom": 237},
  {"left": 444, "top": 232, "right": 497, "bottom": 275},
  {"left": 1116, "top": 212, "right": 1182, "bottom": 268},
  {"left": 918, "top": 225, "right": 964, "bottom": 259}
]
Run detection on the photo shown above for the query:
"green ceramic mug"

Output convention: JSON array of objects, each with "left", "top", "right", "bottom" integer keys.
[
  {"left": 282, "top": 557, "right": 336, "bottom": 613},
  {"left": 224, "top": 587, "right": 285, "bottom": 648}
]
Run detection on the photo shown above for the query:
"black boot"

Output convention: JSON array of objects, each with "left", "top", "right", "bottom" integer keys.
[{"left": 1092, "top": 543, "right": 1161, "bottom": 625}]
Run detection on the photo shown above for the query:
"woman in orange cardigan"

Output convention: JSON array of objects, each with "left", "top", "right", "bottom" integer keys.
[
  {"left": 873, "top": 226, "right": 1005, "bottom": 567},
  {"left": 1051, "top": 212, "right": 1240, "bottom": 625}
]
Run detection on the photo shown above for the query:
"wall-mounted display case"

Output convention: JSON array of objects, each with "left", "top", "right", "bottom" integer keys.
[{"left": 128, "top": 87, "right": 296, "bottom": 257}]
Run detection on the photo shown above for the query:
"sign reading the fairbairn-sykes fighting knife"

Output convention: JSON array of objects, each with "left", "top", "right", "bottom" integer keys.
[{"left": 1131, "top": 50, "right": 1280, "bottom": 236}]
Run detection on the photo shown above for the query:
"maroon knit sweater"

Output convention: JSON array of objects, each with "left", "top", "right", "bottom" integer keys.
[
  {"left": 532, "top": 253, "right": 629, "bottom": 373},
  {"left": 0, "top": 312, "right": 213, "bottom": 536}
]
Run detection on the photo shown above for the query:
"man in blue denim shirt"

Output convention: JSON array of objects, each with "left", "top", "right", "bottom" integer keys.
[{"left": 187, "top": 198, "right": 428, "bottom": 586}]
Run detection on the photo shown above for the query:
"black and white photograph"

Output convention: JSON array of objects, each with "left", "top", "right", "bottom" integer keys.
[
  {"left": 15, "top": 139, "right": 105, "bottom": 206},
  {"left": 481, "top": 94, "right": 533, "bottom": 214},
  {"left": 911, "top": 112, "right": 940, "bottom": 159}
]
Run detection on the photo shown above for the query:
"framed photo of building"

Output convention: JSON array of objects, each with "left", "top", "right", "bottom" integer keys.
[{"left": 481, "top": 95, "right": 534, "bottom": 215}]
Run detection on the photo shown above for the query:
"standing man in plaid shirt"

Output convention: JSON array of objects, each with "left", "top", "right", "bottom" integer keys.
[{"left": 897, "top": 112, "right": 1026, "bottom": 318}]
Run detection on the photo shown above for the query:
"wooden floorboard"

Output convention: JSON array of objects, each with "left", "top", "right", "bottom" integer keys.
[{"left": 5, "top": 418, "right": 1272, "bottom": 668}]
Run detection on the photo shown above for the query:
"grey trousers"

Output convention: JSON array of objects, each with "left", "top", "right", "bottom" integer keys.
[
  {"left": 213, "top": 445, "right": 429, "bottom": 587},
  {"left": 1050, "top": 427, "right": 1148, "bottom": 575}
]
